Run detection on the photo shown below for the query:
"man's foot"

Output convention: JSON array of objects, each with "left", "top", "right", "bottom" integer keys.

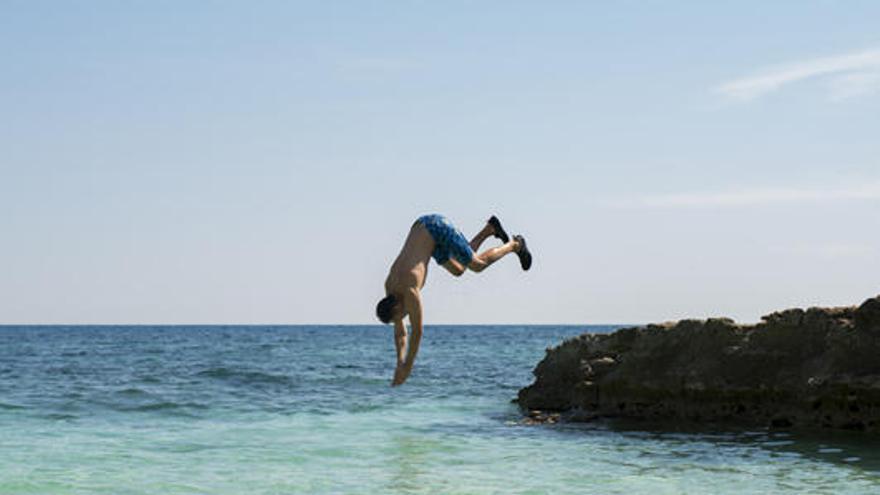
[
  {"left": 488, "top": 215, "right": 510, "bottom": 243},
  {"left": 513, "top": 235, "right": 532, "bottom": 271},
  {"left": 392, "top": 366, "right": 406, "bottom": 387}
]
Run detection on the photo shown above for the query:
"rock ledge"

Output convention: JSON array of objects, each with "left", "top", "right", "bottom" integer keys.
[{"left": 517, "top": 296, "right": 880, "bottom": 431}]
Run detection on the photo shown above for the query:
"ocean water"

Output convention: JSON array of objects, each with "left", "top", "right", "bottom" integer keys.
[{"left": 1, "top": 325, "right": 879, "bottom": 494}]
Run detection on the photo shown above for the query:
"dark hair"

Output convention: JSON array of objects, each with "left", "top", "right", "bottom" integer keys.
[{"left": 376, "top": 294, "right": 397, "bottom": 324}]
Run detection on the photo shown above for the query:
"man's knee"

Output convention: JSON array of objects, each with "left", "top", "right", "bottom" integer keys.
[
  {"left": 468, "top": 258, "right": 487, "bottom": 272},
  {"left": 443, "top": 261, "right": 465, "bottom": 277}
]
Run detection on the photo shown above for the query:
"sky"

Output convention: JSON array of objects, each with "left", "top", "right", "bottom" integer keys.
[{"left": 1, "top": 1, "right": 878, "bottom": 324}]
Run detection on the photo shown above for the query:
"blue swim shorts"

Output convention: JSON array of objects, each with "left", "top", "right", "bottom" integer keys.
[{"left": 416, "top": 214, "right": 474, "bottom": 266}]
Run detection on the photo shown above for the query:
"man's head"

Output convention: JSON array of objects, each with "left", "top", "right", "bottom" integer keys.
[{"left": 376, "top": 294, "right": 398, "bottom": 324}]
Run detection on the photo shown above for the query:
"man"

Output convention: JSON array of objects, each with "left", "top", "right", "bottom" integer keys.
[{"left": 376, "top": 214, "right": 532, "bottom": 386}]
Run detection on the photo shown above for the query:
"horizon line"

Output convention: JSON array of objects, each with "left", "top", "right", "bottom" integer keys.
[{"left": 0, "top": 322, "right": 632, "bottom": 327}]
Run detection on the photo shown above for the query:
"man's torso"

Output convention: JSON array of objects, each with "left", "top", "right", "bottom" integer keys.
[{"left": 385, "top": 222, "right": 433, "bottom": 295}]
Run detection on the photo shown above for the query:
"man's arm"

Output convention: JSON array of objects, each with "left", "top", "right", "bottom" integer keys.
[
  {"left": 391, "top": 318, "right": 407, "bottom": 385},
  {"left": 392, "top": 288, "right": 422, "bottom": 386}
]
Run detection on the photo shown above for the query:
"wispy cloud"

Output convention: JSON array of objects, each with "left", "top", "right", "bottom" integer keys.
[
  {"left": 341, "top": 57, "right": 411, "bottom": 73},
  {"left": 828, "top": 70, "right": 880, "bottom": 101},
  {"left": 769, "top": 243, "right": 877, "bottom": 260},
  {"left": 715, "top": 48, "right": 880, "bottom": 102},
  {"left": 603, "top": 182, "right": 880, "bottom": 208},
  {"left": 335, "top": 56, "right": 415, "bottom": 78}
]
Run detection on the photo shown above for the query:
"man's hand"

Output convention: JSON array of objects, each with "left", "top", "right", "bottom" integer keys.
[{"left": 391, "top": 364, "right": 409, "bottom": 387}]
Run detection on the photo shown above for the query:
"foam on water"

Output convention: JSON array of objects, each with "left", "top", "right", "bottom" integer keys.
[{"left": 1, "top": 325, "right": 879, "bottom": 494}]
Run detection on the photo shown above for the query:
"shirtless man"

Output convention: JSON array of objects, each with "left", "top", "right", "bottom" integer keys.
[{"left": 376, "top": 214, "right": 532, "bottom": 386}]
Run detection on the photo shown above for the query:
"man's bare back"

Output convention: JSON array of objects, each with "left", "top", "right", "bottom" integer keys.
[
  {"left": 377, "top": 214, "right": 532, "bottom": 386},
  {"left": 384, "top": 221, "right": 433, "bottom": 297}
]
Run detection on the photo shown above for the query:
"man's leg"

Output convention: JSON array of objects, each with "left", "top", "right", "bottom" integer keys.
[
  {"left": 469, "top": 223, "right": 494, "bottom": 252},
  {"left": 441, "top": 222, "right": 494, "bottom": 277},
  {"left": 442, "top": 259, "right": 466, "bottom": 277},
  {"left": 467, "top": 239, "right": 521, "bottom": 272},
  {"left": 469, "top": 215, "right": 509, "bottom": 251},
  {"left": 443, "top": 216, "right": 518, "bottom": 276}
]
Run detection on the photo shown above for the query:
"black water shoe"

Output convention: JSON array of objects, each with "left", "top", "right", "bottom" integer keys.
[
  {"left": 513, "top": 235, "right": 532, "bottom": 271},
  {"left": 488, "top": 215, "right": 510, "bottom": 244}
]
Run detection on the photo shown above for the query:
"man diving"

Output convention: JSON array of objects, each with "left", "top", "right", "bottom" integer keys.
[{"left": 376, "top": 214, "right": 532, "bottom": 386}]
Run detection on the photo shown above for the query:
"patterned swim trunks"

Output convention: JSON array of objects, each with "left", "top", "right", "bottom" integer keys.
[{"left": 416, "top": 214, "right": 474, "bottom": 266}]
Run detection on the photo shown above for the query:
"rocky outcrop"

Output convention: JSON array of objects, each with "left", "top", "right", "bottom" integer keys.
[{"left": 518, "top": 296, "right": 880, "bottom": 431}]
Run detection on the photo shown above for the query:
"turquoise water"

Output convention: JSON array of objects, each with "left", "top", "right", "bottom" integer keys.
[{"left": 1, "top": 325, "right": 879, "bottom": 494}]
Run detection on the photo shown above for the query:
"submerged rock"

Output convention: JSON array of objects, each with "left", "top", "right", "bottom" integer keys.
[{"left": 517, "top": 295, "right": 880, "bottom": 431}]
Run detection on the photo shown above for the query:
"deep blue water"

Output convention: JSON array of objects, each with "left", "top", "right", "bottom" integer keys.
[
  {"left": 0, "top": 325, "right": 597, "bottom": 420},
  {"left": 1, "top": 325, "right": 879, "bottom": 494}
]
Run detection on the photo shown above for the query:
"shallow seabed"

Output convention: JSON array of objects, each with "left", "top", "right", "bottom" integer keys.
[{"left": 1, "top": 325, "right": 878, "bottom": 494}]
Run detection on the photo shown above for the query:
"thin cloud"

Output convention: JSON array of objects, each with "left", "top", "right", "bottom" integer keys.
[
  {"left": 769, "top": 243, "right": 876, "bottom": 259},
  {"left": 603, "top": 182, "right": 880, "bottom": 208},
  {"left": 715, "top": 48, "right": 880, "bottom": 102},
  {"left": 335, "top": 56, "right": 415, "bottom": 77},
  {"left": 829, "top": 70, "right": 880, "bottom": 101}
]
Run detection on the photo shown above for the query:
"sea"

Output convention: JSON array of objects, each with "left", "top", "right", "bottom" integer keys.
[{"left": 1, "top": 325, "right": 878, "bottom": 494}]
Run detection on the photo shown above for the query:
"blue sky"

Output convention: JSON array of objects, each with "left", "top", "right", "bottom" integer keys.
[{"left": 2, "top": 1, "right": 878, "bottom": 324}]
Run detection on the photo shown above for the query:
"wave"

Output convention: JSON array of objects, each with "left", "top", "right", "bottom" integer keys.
[
  {"left": 112, "top": 401, "right": 209, "bottom": 415},
  {"left": 195, "top": 367, "right": 293, "bottom": 386},
  {"left": 132, "top": 401, "right": 206, "bottom": 412},
  {"left": 115, "top": 387, "right": 149, "bottom": 397},
  {"left": 47, "top": 366, "right": 78, "bottom": 376},
  {"left": 346, "top": 403, "right": 386, "bottom": 414},
  {"left": 43, "top": 412, "right": 78, "bottom": 421},
  {"left": 60, "top": 350, "right": 88, "bottom": 357}
]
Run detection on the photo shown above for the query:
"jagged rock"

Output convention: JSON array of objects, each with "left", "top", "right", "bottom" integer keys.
[
  {"left": 518, "top": 295, "right": 880, "bottom": 432},
  {"left": 856, "top": 297, "right": 880, "bottom": 331}
]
